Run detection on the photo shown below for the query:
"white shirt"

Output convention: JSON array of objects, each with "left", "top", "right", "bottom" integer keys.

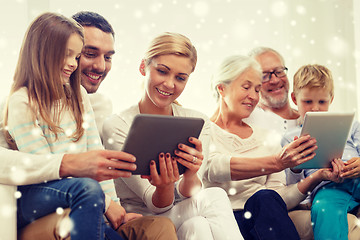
[{"left": 244, "top": 106, "right": 298, "bottom": 137}]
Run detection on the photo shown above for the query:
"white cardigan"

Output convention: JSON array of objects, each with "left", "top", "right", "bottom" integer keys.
[{"left": 204, "top": 123, "right": 306, "bottom": 211}]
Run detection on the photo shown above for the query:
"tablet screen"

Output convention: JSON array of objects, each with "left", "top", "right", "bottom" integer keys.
[
  {"left": 294, "top": 112, "right": 354, "bottom": 169},
  {"left": 122, "top": 114, "right": 205, "bottom": 175}
]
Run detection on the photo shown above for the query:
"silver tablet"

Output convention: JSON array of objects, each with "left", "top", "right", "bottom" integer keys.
[
  {"left": 122, "top": 114, "right": 205, "bottom": 175},
  {"left": 294, "top": 112, "right": 355, "bottom": 169}
]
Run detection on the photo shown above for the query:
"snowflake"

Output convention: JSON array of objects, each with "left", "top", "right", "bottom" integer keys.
[
  {"left": 65, "top": 128, "right": 73, "bottom": 137},
  {"left": 107, "top": 138, "right": 114, "bottom": 145},
  {"left": 31, "top": 128, "right": 42, "bottom": 137},
  {"left": 244, "top": 211, "right": 252, "bottom": 219},
  {"left": 14, "top": 191, "right": 22, "bottom": 199},
  {"left": 228, "top": 188, "right": 237, "bottom": 196},
  {"left": 82, "top": 122, "right": 90, "bottom": 130},
  {"left": 296, "top": 5, "right": 307, "bottom": 15},
  {"left": 150, "top": 3, "right": 162, "bottom": 13},
  {"left": 56, "top": 207, "right": 64, "bottom": 215},
  {"left": 58, "top": 216, "right": 73, "bottom": 238}
]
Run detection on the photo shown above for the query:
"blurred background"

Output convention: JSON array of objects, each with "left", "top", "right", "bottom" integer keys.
[{"left": 1, "top": 0, "right": 360, "bottom": 118}]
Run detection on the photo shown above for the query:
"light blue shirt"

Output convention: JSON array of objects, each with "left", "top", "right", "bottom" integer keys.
[{"left": 281, "top": 120, "right": 360, "bottom": 202}]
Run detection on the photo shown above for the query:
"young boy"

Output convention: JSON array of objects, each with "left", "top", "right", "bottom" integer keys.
[{"left": 281, "top": 64, "right": 360, "bottom": 240}]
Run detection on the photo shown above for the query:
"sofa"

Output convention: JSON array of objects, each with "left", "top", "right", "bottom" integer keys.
[
  {"left": 3, "top": 185, "right": 360, "bottom": 239},
  {"left": 0, "top": 185, "right": 16, "bottom": 240},
  {"left": 0, "top": 184, "right": 70, "bottom": 240}
]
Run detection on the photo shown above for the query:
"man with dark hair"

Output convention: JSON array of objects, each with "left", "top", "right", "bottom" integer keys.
[
  {"left": 73, "top": 11, "right": 177, "bottom": 240},
  {"left": 72, "top": 11, "right": 115, "bottom": 36},
  {"left": 73, "top": 11, "right": 115, "bottom": 94}
]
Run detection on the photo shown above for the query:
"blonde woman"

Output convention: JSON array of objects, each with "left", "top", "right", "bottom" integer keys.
[{"left": 103, "top": 32, "right": 242, "bottom": 240}]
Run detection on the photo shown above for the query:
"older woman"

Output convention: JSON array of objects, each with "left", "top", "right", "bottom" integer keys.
[{"left": 204, "top": 55, "right": 343, "bottom": 240}]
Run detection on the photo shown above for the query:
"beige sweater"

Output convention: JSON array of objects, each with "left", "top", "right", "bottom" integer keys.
[{"left": 204, "top": 123, "right": 306, "bottom": 211}]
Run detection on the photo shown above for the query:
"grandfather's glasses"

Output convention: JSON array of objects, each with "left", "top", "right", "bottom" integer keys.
[{"left": 262, "top": 67, "right": 288, "bottom": 83}]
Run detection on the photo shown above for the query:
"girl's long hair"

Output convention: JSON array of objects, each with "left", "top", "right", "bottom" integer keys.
[{"left": 4, "top": 12, "right": 85, "bottom": 146}]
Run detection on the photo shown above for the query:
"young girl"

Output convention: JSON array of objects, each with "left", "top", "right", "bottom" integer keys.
[
  {"left": 3, "top": 12, "right": 128, "bottom": 240},
  {"left": 102, "top": 32, "right": 242, "bottom": 240}
]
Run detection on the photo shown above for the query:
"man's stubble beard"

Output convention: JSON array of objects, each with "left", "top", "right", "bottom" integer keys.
[{"left": 260, "top": 91, "right": 289, "bottom": 109}]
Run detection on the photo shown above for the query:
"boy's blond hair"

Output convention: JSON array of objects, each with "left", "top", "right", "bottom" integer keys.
[{"left": 293, "top": 64, "right": 334, "bottom": 97}]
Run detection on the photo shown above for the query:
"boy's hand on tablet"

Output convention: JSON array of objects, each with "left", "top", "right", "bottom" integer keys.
[
  {"left": 319, "top": 158, "right": 344, "bottom": 183},
  {"left": 341, "top": 157, "right": 360, "bottom": 178}
]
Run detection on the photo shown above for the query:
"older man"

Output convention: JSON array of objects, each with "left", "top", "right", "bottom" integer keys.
[
  {"left": 245, "top": 47, "right": 299, "bottom": 136},
  {"left": 245, "top": 47, "right": 360, "bottom": 240}
]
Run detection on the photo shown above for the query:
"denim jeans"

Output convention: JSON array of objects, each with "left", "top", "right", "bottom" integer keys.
[
  {"left": 17, "top": 178, "right": 123, "bottom": 240},
  {"left": 235, "top": 189, "right": 300, "bottom": 240}
]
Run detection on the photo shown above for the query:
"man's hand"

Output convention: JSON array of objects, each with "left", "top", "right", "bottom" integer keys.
[
  {"left": 123, "top": 212, "right": 143, "bottom": 224},
  {"left": 60, "top": 150, "right": 136, "bottom": 181},
  {"left": 105, "top": 201, "right": 143, "bottom": 230}
]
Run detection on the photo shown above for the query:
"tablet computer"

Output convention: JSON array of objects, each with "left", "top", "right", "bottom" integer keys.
[
  {"left": 294, "top": 112, "right": 354, "bottom": 169},
  {"left": 122, "top": 114, "right": 205, "bottom": 175}
]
